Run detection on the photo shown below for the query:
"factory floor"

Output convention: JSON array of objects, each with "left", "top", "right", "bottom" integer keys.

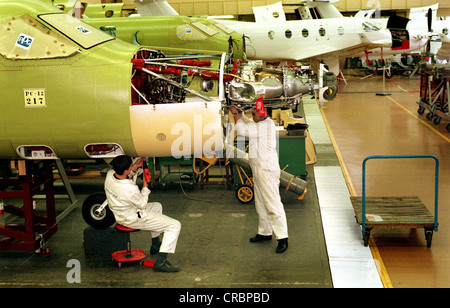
[
  {"left": 323, "top": 71, "right": 450, "bottom": 288},
  {"left": 0, "top": 70, "right": 448, "bottom": 290},
  {"left": 0, "top": 134, "right": 338, "bottom": 291},
  {"left": 0, "top": 167, "right": 332, "bottom": 288}
]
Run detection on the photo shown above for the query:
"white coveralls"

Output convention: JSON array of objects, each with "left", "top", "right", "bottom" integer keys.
[
  {"left": 104, "top": 169, "right": 181, "bottom": 254},
  {"left": 235, "top": 116, "right": 288, "bottom": 240}
]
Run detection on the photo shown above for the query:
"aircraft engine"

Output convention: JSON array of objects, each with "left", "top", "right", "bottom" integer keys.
[{"left": 227, "top": 63, "right": 314, "bottom": 109}]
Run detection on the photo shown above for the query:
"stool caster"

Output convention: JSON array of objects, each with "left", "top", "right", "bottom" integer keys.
[{"left": 111, "top": 224, "right": 147, "bottom": 268}]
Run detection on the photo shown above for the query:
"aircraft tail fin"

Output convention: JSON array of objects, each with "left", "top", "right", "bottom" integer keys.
[
  {"left": 408, "top": 3, "right": 438, "bottom": 22},
  {"left": 131, "top": 0, "right": 178, "bottom": 16},
  {"left": 355, "top": 9, "right": 378, "bottom": 19},
  {"left": 253, "top": 2, "right": 286, "bottom": 23}
]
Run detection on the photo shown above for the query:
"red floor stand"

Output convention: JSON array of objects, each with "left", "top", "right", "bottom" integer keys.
[
  {"left": 111, "top": 224, "right": 146, "bottom": 268},
  {"left": 0, "top": 160, "right": 57, "bottom": 253}
]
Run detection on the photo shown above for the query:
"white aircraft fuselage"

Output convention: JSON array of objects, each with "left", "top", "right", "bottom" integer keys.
[{"left": 219, "top": 17, "right": 391, "bottom": 62}]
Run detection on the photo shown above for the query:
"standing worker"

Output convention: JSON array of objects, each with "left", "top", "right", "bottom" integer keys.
[
  {"left": 230, "top": 100, "right": 288, "bottom": 253},
  {"left": 105, "top": 155, "right": 181, "bottom": 272}
]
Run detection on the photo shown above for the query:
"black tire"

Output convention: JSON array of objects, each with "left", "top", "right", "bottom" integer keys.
[
  {"left": 362, "top": 230, "right": 370, "bottom": 247},
  {"left": 433, "top": 116, "right": 441, "bottom": 125},
  {"left": 81, "top": 193, "right": 115, "bottom": 229},
  {"left": 425, "top": 229, "right": 433, "bottom": 248}
]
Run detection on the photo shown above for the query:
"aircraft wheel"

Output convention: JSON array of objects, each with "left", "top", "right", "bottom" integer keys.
[{"left": 82, "top": 193, "right": 115, "bottom": 229}]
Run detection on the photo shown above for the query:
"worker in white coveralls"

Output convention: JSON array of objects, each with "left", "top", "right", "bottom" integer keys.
[
  {"left": 230, "top": 99, "right": 288, "bottom": 253},
  {"left": 105, "top": 155, "right": 181, "bottom": 272}
]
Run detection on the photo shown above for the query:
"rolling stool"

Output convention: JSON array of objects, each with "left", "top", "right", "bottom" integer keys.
[{"left": 111, "top": 224, "right": 147, "bottom": 268}]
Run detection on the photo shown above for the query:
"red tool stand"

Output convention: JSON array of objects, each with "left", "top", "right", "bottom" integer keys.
[
  {"left": 111, "top": 224, "right": 147, "bottom": 268},
  {"left": 0, "top": 160, "right": 57, "bottom": 254}
]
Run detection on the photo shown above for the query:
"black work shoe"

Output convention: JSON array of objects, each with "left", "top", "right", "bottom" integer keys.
[
  {"left": 153, "top": 260, "right": 180, "bottom": 272},
  {"left": 249, "top": 234, "right": 272, "bottom": 242},
  {"left": 276, "top": 238, "right": 288, "bottom": 253}
]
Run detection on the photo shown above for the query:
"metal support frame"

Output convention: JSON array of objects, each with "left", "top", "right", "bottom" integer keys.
[{"left": 0, "top": 160, "right": 58, "bottom": 252}]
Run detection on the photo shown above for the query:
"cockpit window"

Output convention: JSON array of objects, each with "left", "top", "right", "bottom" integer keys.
[
  {"left": 0, "top": 14, "right": 79, "bottom": 60},
  {"left": 363, "top": 22, "right": 382, "bottom": 32},
  {"left": 39, "top": 13, "right": 114, "bottom": 49}
]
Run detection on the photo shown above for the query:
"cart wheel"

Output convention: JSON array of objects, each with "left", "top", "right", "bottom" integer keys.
[
  {"left": 417, "top": 106, "right": 425, "bottom": 115},
  {"left": 447, "top": 123, "right": 450, "bottom": 132},
  {"left": 425, "top": 229, "right": 433, "bottom": 248},
  {"left": 235, "top": 184, "right": 254, "bottom": 204},
  {"left": 362, "top": 230, "right": 371, "bottom": 247},
  {"left": 433, "top": 116, "right": 441, "bottom": 125},
  {"left": 426, "top": 112, "right": 433, "bottom": 120}
]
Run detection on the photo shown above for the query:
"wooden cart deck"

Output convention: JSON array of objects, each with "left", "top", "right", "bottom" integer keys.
[{"left": 350, "top": 196, "right": 436, "bottom": 247}]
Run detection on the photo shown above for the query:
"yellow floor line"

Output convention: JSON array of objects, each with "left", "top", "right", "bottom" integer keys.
[
  {"left": 319, "top": 105, "right": 393, "bottom": 288},
  {"left": 386, "top": 96, "right": 450, "bottom": 143}
]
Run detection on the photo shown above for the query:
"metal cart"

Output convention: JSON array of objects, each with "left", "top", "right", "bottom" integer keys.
[
  {"left": 416, "top": 63, "right": 450, "bottom": 132},
  {"left": 350, "top": 155, "right": 439, "bottom": 247},
  {"left": 148, "top": 157, "right": 198, "bottom": 190}
]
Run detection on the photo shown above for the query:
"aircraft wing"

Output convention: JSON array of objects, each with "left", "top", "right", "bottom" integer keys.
[
  {"left": 131, "top": 0, "right": 178, "bottom": 16},
  {"left": 290, "top": 44, "right": 339, "bottom": 60}
]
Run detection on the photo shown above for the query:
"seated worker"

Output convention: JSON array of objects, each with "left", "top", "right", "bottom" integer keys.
[{"left": 105, "top": 155, "right": 181, "bottom": 272}]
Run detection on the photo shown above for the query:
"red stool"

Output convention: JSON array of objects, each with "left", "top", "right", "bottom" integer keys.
[{"left": 111, "top": 224, "right": 146, "bottom": 268}]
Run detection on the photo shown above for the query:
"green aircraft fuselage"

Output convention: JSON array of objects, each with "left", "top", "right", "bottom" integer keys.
[
  {"left": 0, "top": 0, "right": 224, "bottom": 160},
  {"left": 84, "top": 16, "right": 245, "bottom": 60}
]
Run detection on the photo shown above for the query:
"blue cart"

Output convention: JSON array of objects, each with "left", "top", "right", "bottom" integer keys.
[{"left": 350, "top": 155, "right": 439, "bottom": 247}]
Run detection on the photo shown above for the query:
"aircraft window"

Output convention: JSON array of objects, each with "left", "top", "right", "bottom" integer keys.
[
  {"left": 273, "top": 12, "right": 280, "bottom": 19},
  {"left": 39, "top": 13, "right": 114, "bottom": 49},
  {"left": 443, "top": 28, "right": 449, "bottom": 35},
  {"left": 268, "top": 30, "right": 275, "bottom": 40},
  {"left": 0, "top": 14, "right": 79, "bottom": 60},
  {"left": 105, "top": 10, "right": 114, "bottom": 18},
  {"left": 363, "top": 22, "right": 381, "bottom": 32},
  {"left": 302, "top": 29, "right": 309, "bottom": 37},
  {"left": 285, "top": 30, "right": 292, "bottom": 39},
  {"left": 192, "top": 22, "right": 219, "bottom": 36},
  {"left": 319, "top": 27, "right": 326, "bottom": 37},
  {"left": 338, "top": 26, "right": 344, "bottom": 35}
]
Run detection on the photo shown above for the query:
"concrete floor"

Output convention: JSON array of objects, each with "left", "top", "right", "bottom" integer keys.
[{"left": 0, "top": 163, "right": 333, "bottom": 288}]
